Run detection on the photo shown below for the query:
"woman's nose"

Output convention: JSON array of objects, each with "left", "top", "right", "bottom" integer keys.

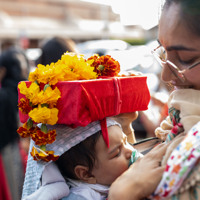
[{"left": 161, "top": 63, "right": 176, "bottom": 82}]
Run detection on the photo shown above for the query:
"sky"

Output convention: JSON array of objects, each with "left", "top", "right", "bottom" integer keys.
[{"left": 81, "top": 0, "right": 165, "bottom": 30}]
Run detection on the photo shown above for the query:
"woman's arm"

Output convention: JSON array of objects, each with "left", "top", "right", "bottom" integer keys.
[{"left": 108, "top": 143, "right": 168, "bottom": 200}]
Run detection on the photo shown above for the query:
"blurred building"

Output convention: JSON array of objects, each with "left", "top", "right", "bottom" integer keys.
[{"left": 0, "top": 0, "right": 153, "bottom": 49}]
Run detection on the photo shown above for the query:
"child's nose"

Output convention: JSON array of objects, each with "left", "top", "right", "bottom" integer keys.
[{"left": 124, "top": 147, "right": 133, "bottom": 160}]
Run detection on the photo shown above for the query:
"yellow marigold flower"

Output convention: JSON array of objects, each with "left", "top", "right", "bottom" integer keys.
[
  {"left": 63, "top": 68, "right": 79, "bottom": 81},
  {"left": 57, "top": 53, "right": 97, "bottom": 80},
  {"left": 29, "top": 105, "right": 58, "bottom": 125},
  {"left": 32, "top": 63, "right": 65, "bottom": 85},
  {"left": 37, "top": 86, "right": 61, "bottom": 107},
  {"left": 18, "top": 81, "right": 28, "bottom": 96},
  {"left": 18, "top": 82, "right": 40, "bottom": 102},
  {"left": 26, "top": 82, "right": 40, "bottom": 104},
  {"left": 29, "top": 68, "right": 39, "bottom": 82},
  {"left": 36, "top": 64, "right": 53, "bottom": 85}
]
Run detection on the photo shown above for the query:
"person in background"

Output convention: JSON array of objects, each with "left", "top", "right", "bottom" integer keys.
[
  {"left": 35, "top": 37, "right": 78, "bottom": 66},
  {"left": 0, "top": 47, "right": 30, "bottom": 200}
]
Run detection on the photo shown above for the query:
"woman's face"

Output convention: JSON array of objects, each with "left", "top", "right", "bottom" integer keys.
[{"left": 158, "top": 3, "right": 200, "bottom": 90}]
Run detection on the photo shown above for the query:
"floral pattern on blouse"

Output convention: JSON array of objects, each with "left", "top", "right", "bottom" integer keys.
[{"left": 152, "top": 122, "right": 200, "bottom": 199}]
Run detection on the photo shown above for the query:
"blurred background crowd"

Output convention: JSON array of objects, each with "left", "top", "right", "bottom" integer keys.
[{"left": 0, "top": 0, "right": 169, "bottom": 199}]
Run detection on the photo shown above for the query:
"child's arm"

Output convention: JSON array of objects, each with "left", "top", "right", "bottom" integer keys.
[
  {"left": 112, "top": 112, "right": 138, "bottom": 144},
  {"left": 155, "top": 116, "right": 173, "bottom": 141}
]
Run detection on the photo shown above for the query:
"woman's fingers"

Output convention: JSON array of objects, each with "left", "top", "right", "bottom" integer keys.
[{"left": 108, "top": 143, "right": 169, "bottom": 200}]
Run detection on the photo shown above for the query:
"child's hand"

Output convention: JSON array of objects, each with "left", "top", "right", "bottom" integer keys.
[
  {"left": 112, "top": 112, "right": 138, "bottom": 144},
  {"left": 155, "top": 116, "right": 173, "bottom": 141}
]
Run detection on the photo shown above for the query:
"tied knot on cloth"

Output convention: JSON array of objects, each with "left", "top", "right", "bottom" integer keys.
[
  {"left": 165, "top": 107, "right": 184, "bottom": 143},
  {"left": 22, "top": 118, "right": 121, "bottom": 200},
  {"left": 82, "top": 77, "right": 123, "bottom": 147},
  {"left": 168, "top": 89, "right": 200, "bottom": 134},
  {"left": 156, "top": 89, "right": 200, "bottom": 143}
]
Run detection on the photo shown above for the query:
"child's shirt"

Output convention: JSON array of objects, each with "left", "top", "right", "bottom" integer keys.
[{"left": 63, "top": 179, "right": 109, "bottom": 200}]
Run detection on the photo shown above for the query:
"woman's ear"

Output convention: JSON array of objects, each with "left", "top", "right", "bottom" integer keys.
[{"left": 74, "top": 165, "right": 97, "bottom": 184}]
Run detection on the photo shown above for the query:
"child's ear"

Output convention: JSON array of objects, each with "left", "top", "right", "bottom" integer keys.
[{"left": 74, "top": 165, "right": 97, "bottom": 184}]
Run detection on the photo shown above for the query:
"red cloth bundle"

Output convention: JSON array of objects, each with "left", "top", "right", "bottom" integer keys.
[{"left": 18, "top": 76, "right": 150, "bottom": 127}]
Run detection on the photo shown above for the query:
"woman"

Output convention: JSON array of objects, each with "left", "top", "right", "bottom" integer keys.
[{"left": 108, "top": 0, "right": 200, "bottom": 199}]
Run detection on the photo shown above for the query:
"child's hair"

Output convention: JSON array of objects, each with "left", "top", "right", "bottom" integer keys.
[{"left": 55, "top": 130, "right": 102, "bottom": 180}]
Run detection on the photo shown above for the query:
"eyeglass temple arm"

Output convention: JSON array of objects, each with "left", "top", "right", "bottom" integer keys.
[{"left": 189, "top": 61, "right": 200, "bottom": 70}]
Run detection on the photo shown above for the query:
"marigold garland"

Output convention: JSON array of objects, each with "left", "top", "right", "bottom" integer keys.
[
  {"left": 17, "top": 52, "right": 121, "bottom": 162},
  {"left": 88, "top": 54, "right": 120, "bottom": 77}
]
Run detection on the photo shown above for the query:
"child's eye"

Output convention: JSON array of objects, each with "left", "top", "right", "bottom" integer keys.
[{"left": 114, "top": 149, "right": 121, "bottom": 158}]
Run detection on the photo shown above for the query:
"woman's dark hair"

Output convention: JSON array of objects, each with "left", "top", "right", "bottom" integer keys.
[
  {"left": 163, "top": 0, "right": 200, "bottom": 36},
  {"left": 36, "top": 37, "right": 77, "bottom": 66},
  {"left": 0, "top": 47, "right": 29, "bottom": 86},
  {"left": 55, "top": 130, "right": 102, "bottom": 180}
]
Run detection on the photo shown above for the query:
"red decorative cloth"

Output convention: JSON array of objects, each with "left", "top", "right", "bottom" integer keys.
[{"left": 19, "top": 76, "right": 150, "bottom": 127}]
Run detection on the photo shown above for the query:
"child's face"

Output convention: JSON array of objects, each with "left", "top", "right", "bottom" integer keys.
[{"left": 91, "top": 125, "right": 134, "bottom": 186}]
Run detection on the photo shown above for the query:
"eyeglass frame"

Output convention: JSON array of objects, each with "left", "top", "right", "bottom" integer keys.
[{"left": 151, "top": 45, "right": 200, "bottom": 82}]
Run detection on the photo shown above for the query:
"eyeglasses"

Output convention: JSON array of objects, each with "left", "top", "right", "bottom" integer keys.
[{"left": 151, "top": 45, "right": 200, "bottom": 82}]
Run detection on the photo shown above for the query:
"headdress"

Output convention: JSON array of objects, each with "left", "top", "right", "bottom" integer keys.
[
  {"left": 17, "top": 52, "right": 150, "bottom": 199},
  {"left": 17, "top": 52, "right": 150, "bottom": 163}
]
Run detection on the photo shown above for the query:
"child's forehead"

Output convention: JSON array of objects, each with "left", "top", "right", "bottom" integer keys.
[
  {"left": 102, "top": 125, "right": 124, "bottom": 148},
  {"left": 108, "top": 125, "right": 123, "bottom": 136}
]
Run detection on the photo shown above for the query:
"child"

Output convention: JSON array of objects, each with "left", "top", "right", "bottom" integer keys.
[{"left": 22, "top": 118, "right": 142, "bottom": 200}]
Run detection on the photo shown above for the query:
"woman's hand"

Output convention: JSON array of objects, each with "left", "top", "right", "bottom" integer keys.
[
  {"left": 162, "top": 133, "right": 185, "bottom": 165},
  {"left": 112, "top": 112, "right": 138, "bottom": 144},
  {"left": 108, "top": 143, "right": 169, "bottom": 200}
]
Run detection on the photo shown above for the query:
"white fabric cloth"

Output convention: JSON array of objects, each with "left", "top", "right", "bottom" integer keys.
[
  {"left": 67, "top": 179, "right": 109, "bottom": 200},
  {"left": 168, "top": 88, "right": 200, "bottom": 133},
  {"left": 24, "top": 163, "right": 69, "bottom": 200},
  {"left": 22, "top": 118, "right": 120, "bottom": 200}
]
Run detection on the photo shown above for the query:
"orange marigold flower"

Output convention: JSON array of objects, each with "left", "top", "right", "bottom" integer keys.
[
  {"left": 17, "top": 122, "right": 35, "bottom": 138},
  {"left": 88, "top": 54, "right": 120, "bottom": 77},
  {"left": 17, "top": 126, "right": 31, "bottom": 138},
  {"left": 18, "top": 98, "right": 32, "bottom": 114},
  {"left": 31, "top": 128, "right": 57, "bottom": 146},
  {"left": 30, "top": 146, "right": 59, "bottom": 162}
]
